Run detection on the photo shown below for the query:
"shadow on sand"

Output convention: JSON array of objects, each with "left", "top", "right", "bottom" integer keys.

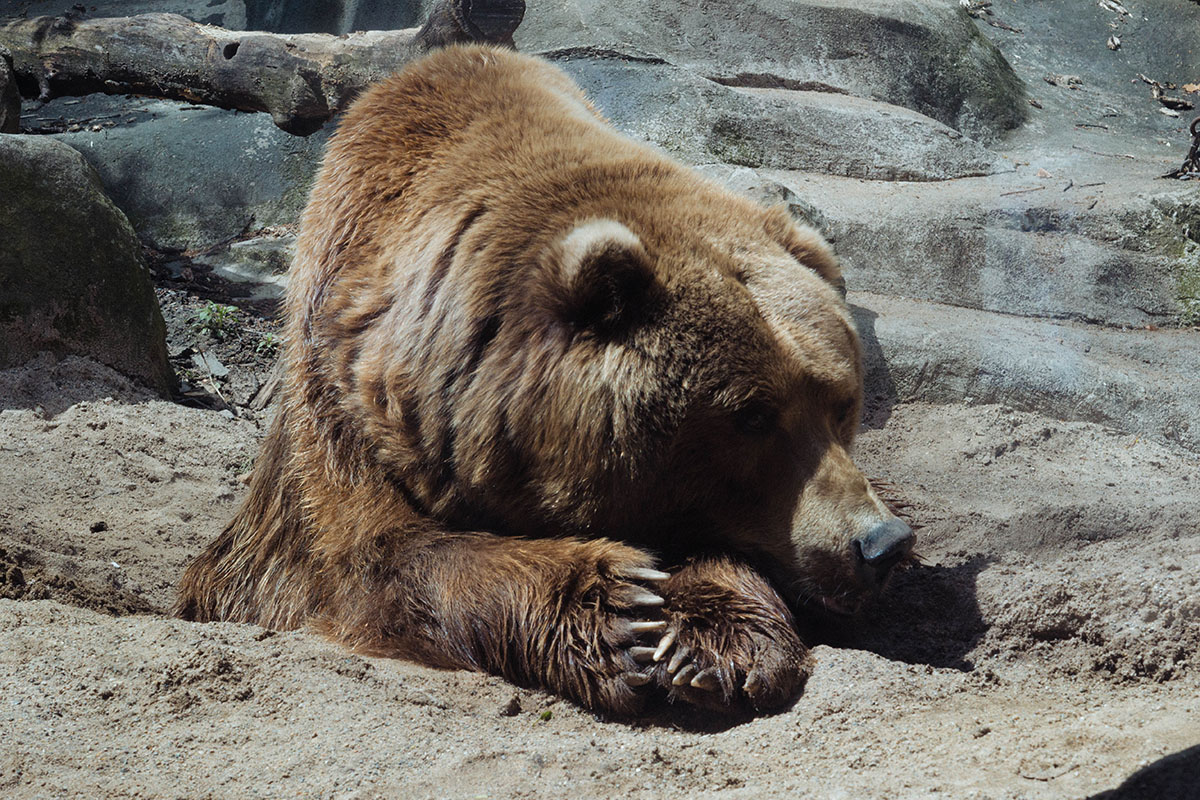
[
  {"left": 1087, "top": 744, "right": 1200, "bottom": 800},
  {"left": 802, "top": 556, "right": 994, "bottom": 673},
  {"left": 621, "top": 556, "right": 993, "bottom": 732}
]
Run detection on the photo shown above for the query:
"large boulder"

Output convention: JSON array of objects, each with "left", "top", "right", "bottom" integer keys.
[
  {"left": 14, "top": 0, "right": 424, "bottom": 34},
  {"left": 517, "top": 0, "right": 1028, "bottom": 143},
  {"left": 0, "top": 135, "right": 174, "bottom": 395},
  {"left": 754, "top": 169, "right": 1200, "bottom": 328},
  {"left": 557, "top": 56, "right": 1009, "bottom": 181},
  {"left": 44, "top": 95, "right": 329, "bottom": 252},
  {"left": 853, "top": 292, "right": 1200, "bottom": 455}
]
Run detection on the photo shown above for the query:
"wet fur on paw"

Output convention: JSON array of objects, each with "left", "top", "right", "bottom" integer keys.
[
  {"left": 520, "top": 547, "right": 670, "bottom": 715},
  {"left": 631, "top": 556, "right": 811, "bottom": 713}
]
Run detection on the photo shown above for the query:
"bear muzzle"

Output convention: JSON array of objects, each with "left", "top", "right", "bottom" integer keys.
[{"left": 852, "top": 517, "right": 915, "bottom": 589}]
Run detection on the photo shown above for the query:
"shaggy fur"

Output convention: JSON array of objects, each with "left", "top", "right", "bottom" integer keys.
[{"left": 175, "top": 45, "right": 907, "bottom": 715}]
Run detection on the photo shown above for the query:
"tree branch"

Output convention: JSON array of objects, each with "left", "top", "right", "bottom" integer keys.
[{"left": 0, "top": 0, "right": 525, "bottom": 136}]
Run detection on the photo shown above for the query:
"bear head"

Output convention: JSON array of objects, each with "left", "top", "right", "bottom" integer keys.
[{"left": 350, "top": 163, "right": 914, "bottom": 621}]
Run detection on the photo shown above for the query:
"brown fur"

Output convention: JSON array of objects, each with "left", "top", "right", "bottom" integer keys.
[{"left": 175, "top": 45, "right": 907, "bottom": 715}]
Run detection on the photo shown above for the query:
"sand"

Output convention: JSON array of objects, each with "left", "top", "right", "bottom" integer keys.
[{"left": 1, "top": 354, "right": 1197, "bottom": 799}]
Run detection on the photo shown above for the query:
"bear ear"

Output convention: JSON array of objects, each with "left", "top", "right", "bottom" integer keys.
[
  {"left": 544, "top": 219, "right": 656, "bottom": 334},
  {"left": 763, "top": 205, "right": 845, "bottom": 298}
]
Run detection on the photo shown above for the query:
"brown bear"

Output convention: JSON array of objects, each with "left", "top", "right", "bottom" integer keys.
[{"left": 175, "top": 44, "right": 915, "bottom": 716}]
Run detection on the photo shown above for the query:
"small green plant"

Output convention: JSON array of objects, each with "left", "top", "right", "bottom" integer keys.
[
  {"left": 193, "top": 301, "right": 239, "bottom": 340},
  {"left": 255, "top": 332, "right": 279, "bottom": 358}
]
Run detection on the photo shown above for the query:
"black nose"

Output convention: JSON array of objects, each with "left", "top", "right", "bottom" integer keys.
[{"left": 854, "top": 518, "right": 915, "bottom": 581}]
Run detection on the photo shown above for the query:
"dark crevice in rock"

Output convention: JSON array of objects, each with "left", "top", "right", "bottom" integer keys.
[
  {"left": 538, "top": 46, "right": 668, "bottom": 65},
  {"left": 707, "top": 73, "right": 850, "bottom": 95}
]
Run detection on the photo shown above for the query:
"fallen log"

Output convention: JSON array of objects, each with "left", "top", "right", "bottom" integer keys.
[{"left": 0, "top": 0, "right": 525, "bottom": 135}]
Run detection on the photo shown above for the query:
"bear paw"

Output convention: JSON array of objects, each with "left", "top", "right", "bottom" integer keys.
[
  {"left": 541, "top": 547, "right": 674, "bottom": 716},
  {"left": 626, "top": 560, "right": 811, "bottom": 713}
]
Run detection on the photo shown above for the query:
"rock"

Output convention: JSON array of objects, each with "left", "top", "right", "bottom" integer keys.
[
  {"left": 972, "top": 10, "right": 1198, "bottom": 202},
  {"left": 192, "top": 230, "right": 296, "bottom": 301},
  {"left": 518, "top": 0, "right": 1028, "bottom": 143},
  {"left": 499, "top": 694, "right": 522, "bottom": 716},
  {"left": 0, "top": 45, "right": 18, "bottom": 133},
  {"left": 853, "top": 291, "right": 1200, "bottom": 455},
  {"left": 41, "top": 95, "right": 328, "bottom": 252},
  {"left": 47, "top": 1, "right": 1028, "bottom": 146},
  {"left": 748, "top": 169, "right": 1198, "bottom": 328},
  {"left": 557, "top": 56, "right": 1009, "bottom": 181},
  {"left": 28, "top": 51, "right": 1008, "bottom": 260},
  {"left": 25, "top": 0, "right": 430, "bottom": 35},
  {"left": 191, "top": 352, "right": 229, "bottom": 379},
  {"left": 695, "top": 165, "right": 830, "bottom": 235},
  {"left": 0, "top": 136, "right": 174, "bottom": 395},
  {"left": 975, "top": 0, "right": 1199, "bottom": 151}
]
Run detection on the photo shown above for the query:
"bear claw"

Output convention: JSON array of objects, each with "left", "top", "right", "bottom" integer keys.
[
  {"left": 667, "top": 645, "right": 691, "bottom": 673},
  {"left": 690, "top": 668, "right": 721, "bottom": 691},
  {"left": 624, "top": 567, "right": 671, "bottom": 582},
  {"left": 652, "top": 630, "right": 675, "bottom": 661},
  {"left": 625, "top": 588, "right": 664, "bottom": 607},
  {"left": 623, "top": 671, "right": 653, "bottom": 687},
  {"left": 629, "top": 646, "right": 657, "bottom": 663},
  {"left": 629, "top": 620, "right": 667, "bottom": 634},
  {"left": 672, "top": 663, "right": 698, "bottom": 686}
]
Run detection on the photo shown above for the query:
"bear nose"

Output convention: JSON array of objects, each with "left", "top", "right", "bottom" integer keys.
[{"left": 853, "top": 518, "right": 915, "bottom": 582}]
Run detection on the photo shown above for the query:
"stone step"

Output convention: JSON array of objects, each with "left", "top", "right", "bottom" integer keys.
[
  {"left": 852, "top": 291, "right": 1200, "bottom": 455},
  {"left": 712, "top": 167, "right": 1200, "bottom": 329}
]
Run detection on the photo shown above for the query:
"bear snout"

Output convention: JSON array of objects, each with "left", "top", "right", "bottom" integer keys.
[{"left": 852, "top": 518, "right": 916, "bottom": 587}]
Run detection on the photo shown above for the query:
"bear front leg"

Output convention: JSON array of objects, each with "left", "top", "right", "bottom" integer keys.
[
  {"left": 638, "top": 555, "right": 812, "bottom": 713},
  {"left": 321, "top": 531, "right": 670, "bottom": 716}
]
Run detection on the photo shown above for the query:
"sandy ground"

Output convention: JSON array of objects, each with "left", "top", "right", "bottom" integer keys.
[{"left": 1, "top": 354, "right": 1197, "bottom": 799}]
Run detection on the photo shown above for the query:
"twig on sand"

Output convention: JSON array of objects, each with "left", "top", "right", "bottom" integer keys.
[
  {"left": 999, "top": 185, "right": 1046, "bottom": 196},
  {"left": 1071, "top": 144, "right": 1136, "bottom": 160}
]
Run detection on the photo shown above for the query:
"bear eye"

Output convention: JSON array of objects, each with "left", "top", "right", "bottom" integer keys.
[{"left": 733, "top": 403, "right": 777, "bottom": 436}]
